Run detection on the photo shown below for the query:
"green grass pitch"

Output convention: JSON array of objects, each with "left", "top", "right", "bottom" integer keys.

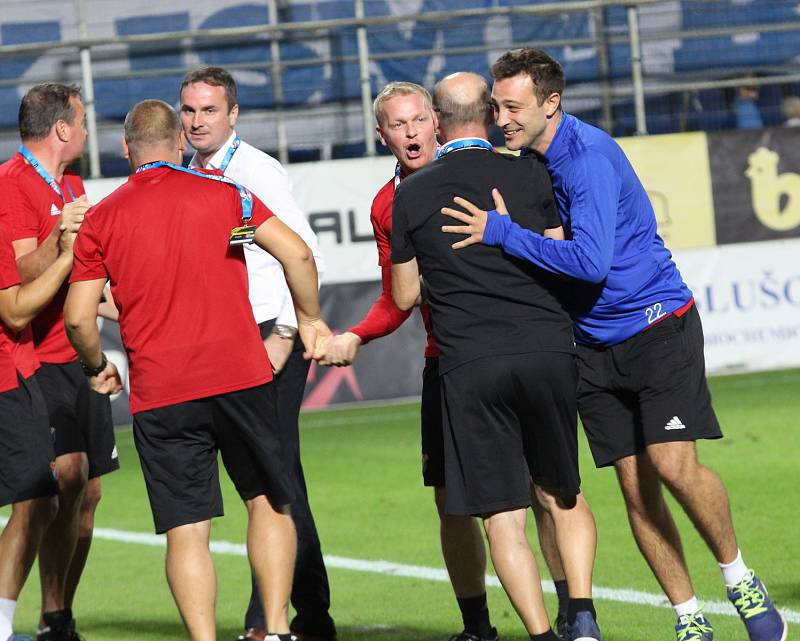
[{"left": 3, "top": 368, "right": 798, "bottom": 640}]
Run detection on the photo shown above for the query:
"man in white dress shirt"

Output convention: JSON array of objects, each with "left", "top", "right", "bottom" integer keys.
[{"left": 180, "top": 67, "right": 336, "bottom": 641}]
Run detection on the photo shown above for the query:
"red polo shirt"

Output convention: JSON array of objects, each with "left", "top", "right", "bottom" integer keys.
[
  {"left": 349, "top": 176, "right": 439, "bottom": 357},
  {"left": 0, "top": 152, "right": 85, "bottom": 364},
  {"left": 70, "top": 165, "right": 275, "bottom": 413},
  {"left": 0, "top": 218, "right": 39, "bottom": 392}
]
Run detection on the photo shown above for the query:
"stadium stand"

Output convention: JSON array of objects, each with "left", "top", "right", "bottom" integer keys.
[{"left": 1, "top": 0, "right": 800, "bottom": 171}]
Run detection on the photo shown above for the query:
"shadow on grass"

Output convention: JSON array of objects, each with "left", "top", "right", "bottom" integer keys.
[
  {"left": 65, "top": 620, "right": 533, "bottom": 641},
  {"left": 769, "top": 580, "right": 800, "bottom": 605},
  {"left": 73, "top": 617, "right": 190, "bottom": 639},
  {"left": 215, "top": 625, "right": 534, "bottom": 641}
]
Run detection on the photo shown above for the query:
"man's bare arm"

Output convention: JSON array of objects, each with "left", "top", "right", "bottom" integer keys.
[
  {"left": 98, "top": 285, "right": 119, "bottom": 321},
  {"left": 14, "top": 197, "right": 90, "bottom": 282},
  {"left": 64, "top": 277, "right": 122, "bottom": 394},
  {"left": 254, "top": 216, "right": 332, "bottom": 360},
  {"left": 391, "top": 259, "right": 422, "bottom": 311},
  {"left": 0, "top": 248, "right": 73, "bottom": 332}
]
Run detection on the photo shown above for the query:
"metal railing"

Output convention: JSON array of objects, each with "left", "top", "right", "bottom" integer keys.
[{"left": 1, "top": 0, "right": 798, "bottom": 176}]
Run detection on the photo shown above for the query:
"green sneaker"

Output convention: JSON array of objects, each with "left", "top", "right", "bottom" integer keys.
[
  {"left": 727, "top": 570, "right": 787, "bottom": 641},
  {"left": 675, "top": 610, "right": 713, "bottom": 641}
]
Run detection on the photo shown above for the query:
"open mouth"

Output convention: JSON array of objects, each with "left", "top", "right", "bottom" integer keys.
[{"left": 406, "top": 142, "right": 422, "bottom": 158}]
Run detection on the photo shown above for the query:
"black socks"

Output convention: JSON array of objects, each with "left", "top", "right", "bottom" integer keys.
[
  {"left": 457, "top": 593, "right": 494, "bottom": 638},
  {"left": 567, "top": 597, "right": 596, "bottom": 624}
]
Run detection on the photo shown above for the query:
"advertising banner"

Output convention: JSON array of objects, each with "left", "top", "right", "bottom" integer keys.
[
  {"left": 617, "top": 131, "right": 717, "bottom": 249},
  {"left": 707, "top": 128, "right": 800, "bottom": 245},
  {"left": 675, "top": 238, "right": 800, "bottom": 373}
]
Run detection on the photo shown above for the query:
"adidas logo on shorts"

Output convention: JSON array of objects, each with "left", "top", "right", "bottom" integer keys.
[{"left": 664, "top": 416, "right": 686, "bottom": 430}]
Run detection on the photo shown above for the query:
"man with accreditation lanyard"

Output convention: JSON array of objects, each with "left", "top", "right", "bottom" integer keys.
[
  {"left": 179, "top": 67, "right": 335, "bottom": 641},
  {"left": 391, "top": 71, "right": 600, "bottom": 641},
  {"left": 0, "top": 83, "right": 118, "bottom": 641},
  {"left": 0, "top": 199, "right": 83, "bottom": 641},
  {"left": 64, "top": 98, "right": 332, "bottom": 641},
  {"left": 442, "top": 48, "right": 786, "bottom": 641},
  {"left": 321, "top": 80, "right": 503, "bottom": 641}
]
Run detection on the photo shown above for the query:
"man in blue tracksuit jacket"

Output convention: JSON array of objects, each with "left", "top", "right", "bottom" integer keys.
[{"left": 441, "top": 49, "right": 786, "bottom": 641}]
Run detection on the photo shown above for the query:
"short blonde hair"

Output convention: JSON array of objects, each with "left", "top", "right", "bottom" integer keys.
[
  {"left": 124, "top": 99, "right": 181, "bottom": 158},
  {"left": 373, "top": 81, "right": 433, "bottom": 126}
]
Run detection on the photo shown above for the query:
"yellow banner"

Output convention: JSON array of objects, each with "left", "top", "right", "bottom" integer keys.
[{"left": 617, "top": 131, "right": 716, "bottom": 249}]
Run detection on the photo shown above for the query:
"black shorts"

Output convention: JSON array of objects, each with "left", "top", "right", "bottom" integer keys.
[
  {"left": 132, "top": 383, "right": 294, "bottom": 534},
  {"left": 440, "top": 352, "right": 580, "bottom": 516},
  {"left": 577, "top": 305, "right": 722, "bottom": 468},
  {"left": 37, "top": 360, "right": 119, "bottom": 478},
  {"left": 0, "top": 374, "right": 59, "bottom": 507},
  {"left": 420, "top": 357, "right": 445, "bottom": 487}
]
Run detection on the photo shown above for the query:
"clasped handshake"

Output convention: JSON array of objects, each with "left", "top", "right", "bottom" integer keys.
[{"left": 297, "top": 321, "right": 361, "bottom": 369}]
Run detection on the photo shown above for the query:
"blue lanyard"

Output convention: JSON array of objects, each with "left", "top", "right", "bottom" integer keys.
[
  {"left": 393, "top": 143, "right": 443, "bottom": 187},
  {"left": 393, "top": 161, "right": 402, "bottom": 188},
  {"left": 435, "top": 138, "right": 494, "bottom": 160},
  {"left": 18, "top": 144, "right": 76, "bottom": 202},
  {"left": 136, "top": 161, "right": 253, "bottom": 222},
  {"left": 218, "top": 135, "right": 240, "bottom": 173}
]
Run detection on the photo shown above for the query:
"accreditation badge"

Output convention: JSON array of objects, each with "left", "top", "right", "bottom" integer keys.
[{"left": 229, "top": 225, "right": 257, "bottom": 246}]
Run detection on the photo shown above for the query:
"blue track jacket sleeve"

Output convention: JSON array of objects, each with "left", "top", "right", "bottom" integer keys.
[{"left": 483, "top": 150, "right": 621, "bottom": 283}]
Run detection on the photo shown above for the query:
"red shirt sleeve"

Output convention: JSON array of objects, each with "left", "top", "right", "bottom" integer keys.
[
  {"left": 0, "top": 178, "right": 38, "bottom": 241},
  {"left": 70, "top": 211, "right": 107, "bottom": 283},
  {"left": 348, "top": 186, "right": 412, "bottom": 342},
  {"left": 349, "top": 263, "right": 412, "bottom": 343},
  {"left": 373, "top": 208, "right": 392, "bottom": 267}
]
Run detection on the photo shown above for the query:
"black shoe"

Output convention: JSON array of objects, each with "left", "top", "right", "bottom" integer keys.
[
  {"left": 37, "top": 619, "right": 83, "bottom": 641},
  {"left": 291, "top": 633, "right": 335, "bottom": 641},
  {"left": 448, "top": 628, "right": 500, "bottom": 641},
  {"left": 234, "top": 629, "right": 265, "bottom": 641},
  {"left": 555, "top": 614, "right": 568, "bottom": 640}
]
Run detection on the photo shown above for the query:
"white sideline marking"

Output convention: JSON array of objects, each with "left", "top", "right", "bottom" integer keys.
[{"left": 2, "top": 517, "right": 797, "bottom": 624}]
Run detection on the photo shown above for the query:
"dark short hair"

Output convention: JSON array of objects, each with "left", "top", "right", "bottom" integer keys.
[
  {"left": 19, "top": 83, "right": 82, "bottom": 141},
  {"left": 180, "top": 67, "right": 238, "bottom": 111},
  {"left": 124, "top": 99, "right": 182, "bottom": 159},
  {"left": 492, "top": 48, "right": 564, "bottom": 105}
]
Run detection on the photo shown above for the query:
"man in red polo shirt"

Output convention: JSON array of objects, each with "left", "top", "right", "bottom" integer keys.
[
  {"left": 0, "top": 83, "right": 118, "bottom": 641},
  {"left": 320, "top": 81, "right": 500, "bottom": 641},
  {"left": 0, "top": 197, "right": 81, "bottom": 641},
  {"left": 64, "top": 99, "right": 330, "bottom": 641}
]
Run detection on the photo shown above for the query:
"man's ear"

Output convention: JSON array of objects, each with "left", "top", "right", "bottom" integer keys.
[
  {"left": 229, "top": 103, "right": 239, "bottom": 127},
  {"left": 55, "top": 119, "right": 70, "bottom": 143},
  {"left": 376, "top": 125, "right": 388, "bottom": 147},
  {"left": 545, "top": 92, "right": 562, "bottom": 119},
  {"left": 122, "top": 137, "right": 130, "bottom": 160}
]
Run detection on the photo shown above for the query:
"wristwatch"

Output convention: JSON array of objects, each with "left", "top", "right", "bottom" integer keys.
[
  {"left": 272, "top": 324, "right": 298, "bottom": 340},
  {"left": 80, "top": 352, "right": 108, "bottom": 377}
]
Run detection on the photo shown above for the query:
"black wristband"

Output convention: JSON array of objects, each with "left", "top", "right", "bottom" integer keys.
[{"left": 80, "top": 352, "right": 107, "bottom": 377}]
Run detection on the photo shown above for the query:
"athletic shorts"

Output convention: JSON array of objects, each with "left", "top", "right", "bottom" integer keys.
[
  {"left": 37, "top": 360, "right": 119, "bottom": 478},
  {"left": 0, "top": 374, "right": 59, "bottom": 507},
  {"left": 440, "top": 352, "right": 580, "bottom": 516},
  {"left": 420, "top": 357, "right": 445, "bottom": 487},
  {"left": 132, "top": 383, "right": 294, "bottom": 534},
  {"left": 576, "top": 304, "right": 722, "bottom": 468}
]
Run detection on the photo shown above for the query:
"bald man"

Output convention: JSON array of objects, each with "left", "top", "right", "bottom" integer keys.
[
  {"left": 390, "top": 72, "right": 600, "bottom": 641},
  {"left": 64, "top": 99, "right": 331, "bottom": 641}
]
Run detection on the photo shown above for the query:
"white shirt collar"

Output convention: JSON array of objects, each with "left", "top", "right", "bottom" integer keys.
[{"left": 189, "top": 130, "right": 238, "bottom": 169}]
